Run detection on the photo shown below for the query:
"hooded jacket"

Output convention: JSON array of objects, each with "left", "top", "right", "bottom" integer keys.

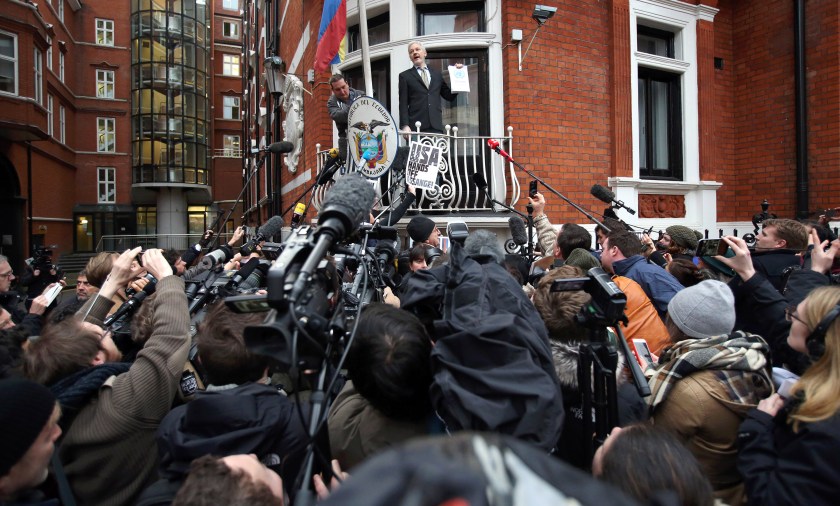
[
  {"left": 612, "top": 255, "right": 684, "bottom": 317},
  {"left": 155, "top": 382, "right": 308, "bottom": 491}
]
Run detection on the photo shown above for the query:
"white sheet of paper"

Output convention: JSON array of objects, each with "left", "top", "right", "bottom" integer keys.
[{"left": 448, "top": 65, "right": 470, "bottom": 92}]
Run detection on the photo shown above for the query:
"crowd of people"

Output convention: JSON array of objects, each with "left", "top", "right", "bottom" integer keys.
[{"left": 1, "top": 194, "right": 839, "bottom": 506}]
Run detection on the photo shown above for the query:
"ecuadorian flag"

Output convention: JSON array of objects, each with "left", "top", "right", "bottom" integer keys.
[{"left": 314, "top": 0, "right": 347, "bottom": 72}]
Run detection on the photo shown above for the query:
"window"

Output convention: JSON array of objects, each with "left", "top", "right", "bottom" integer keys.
[
  {"left": 638, "top": 26, "right": 674, "bottom": 57},
  {"left": 96, "top": 19, "right": 114, "bottom": 46},
  {"left": 59, "top": 105, "right": 65, "bottom": 143},
  {"left": 348, "top": 13, "right": 389, "bottom": 52},
  {"left": 0, "top": 31, "right": 17, "bottom": 95},
  {"left": 97, "top": 117, "right": 115, "bottom": 152},
  {"left": 58, "top": 51, "right": 64, "bottom": 82},
  {"left": 222, "top": 0, "right": 238, "bottom": 10},
  {"left": 222, "top": 96, "right": 240, "bottom": 119},
  {"left": 638, "top": 67, "right": 682, "bottom": 179},
  {"left": 96, "top": 69, "right": 114, "bottom": 98},
  {"left": 47, "top": 95, "right": 53, "bottom": 136},
  {"left": 223, "top": 135, "right": 240, "bottom": 156},
  {"left": 46, "top": 41, "right": 52, "bottom": 71},
  {"left": 58, "top": 0, "right": 64, "bottom": 22},
  {"left": 223, "top": 21, "right": 239, "bottom": 38},
  {"left": 222, "top": 54, "right": 240, "bottom": 76},
  {"left": 417, "top": 2, "right": 485, "bottom": 35},
  {"left": 33, "top": 48, "right": 42, "bottom": 104},
  {"left": 98, "top": 167, "right": 116, "bottom": 203}
]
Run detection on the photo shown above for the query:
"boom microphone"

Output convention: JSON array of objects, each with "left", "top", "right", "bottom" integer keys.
[
  {"left": 508, "top": 216, "right": 528, "bottom": 246},
  {"left": 226, "top": 258, "right": 261, "bottom": 289},
  {"left": 240, "top": 216, "right": 285, "bottom": 256},
  {"left": 316, "top": 148, "right": 342, "bottom": 185},
  {"left": 289, "top": 174, "right": 376, "bottom": 301},
  {"left": 590, "top": 184, "right": 636, "bottom": 215},
  {"left": 471, "top": 172, "right": 488, "bottom": 191},
  {"left": 487, "top": 139, "right": 514, "bottom": 163},
  {"left": 253, "top": 141, "right": 295, "bottom": 154}
]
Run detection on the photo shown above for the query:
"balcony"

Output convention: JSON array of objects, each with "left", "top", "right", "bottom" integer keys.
[{"left": 312, "top": 127, "right": 520, "bottom": 215}]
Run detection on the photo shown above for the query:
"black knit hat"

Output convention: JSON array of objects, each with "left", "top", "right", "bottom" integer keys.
[
  {"left": 407, "top": 216, "right": 436, "bottom": 243},
  {"left": 0, "top": 378, "right": 57, "bottom": 476}
]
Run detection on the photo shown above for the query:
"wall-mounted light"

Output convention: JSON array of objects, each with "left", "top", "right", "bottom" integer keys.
[{"left": 263, "top": 56, "right": 286, "bottom": 97}]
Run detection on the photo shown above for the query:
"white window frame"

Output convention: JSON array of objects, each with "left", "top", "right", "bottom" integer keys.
[
  {"left": 33, "top": 47, "right": 42, "bottom": 104},
  {"left": 0, "top": 30, "right": 18, "bottom": 96},
  {"left": 223, "top": 96, "right": 240, "bottom": 119},
  {"left": 222, "top": 0, "right": 238, "bottom": 11},
  {"left": 58, "top": 51, "right": 64, "bottom": 82},
  {"left": 58, "top": 0, "right": 64, "bottom": 23},
  {"left": 223, "top": 21, "right": 239, "bottom": 39},
  {"left": 95, "top": 19, "right": 114, "bottom": 46},
  {"left": 222, "top": 54, "right": 240, "bottom": 76},
  {"left": 46, "top": 39, "right": 52, "bottom": 71},
  {"left": 97, "top": 167, "right": 116, "bottom": 203},
  {"left": 629, "top": 0, "right": 716, "bottom": 184},
  {"left": 47, "top": 95, "right": 53, "bottom": 136},
  {"left": 223, "top": 134, "right": 240, "bottom": 156},
  {"left": 96, "top": 69, "right": 114, "bottom": 98},
  {"left": 59, "top": 105, "right": 65, "bottom": 144},
  {"left": 97, "top": 117, "right": 116, "bottom": 152}
]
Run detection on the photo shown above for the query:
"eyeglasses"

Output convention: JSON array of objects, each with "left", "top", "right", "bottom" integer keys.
[
  {"left": 0, "top": 317, "right": 12, "bottom": 329},
  {"left": 785, "top": 306, "right": 809, "bottom": 327},
  {"left": 0, "top": 271, "right": 13, "bottom": 279}
]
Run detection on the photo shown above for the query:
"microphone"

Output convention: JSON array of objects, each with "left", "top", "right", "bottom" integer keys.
[
  {"left": 289, "top": 174, "right": 375, "bottom": 301},
  {"left": 290, "top": 203, "right": 307, "bottom": 228},
  {"left": 252, "top": 141, "right": 295, "bottom": 154},
  {"left": 590, "top": 184, "right": 636, "bottom": 215},
  {"left": 471, "top": 172, "right": 488, "bottom": 191},
  {"left": 226, "top": 258, "right": 262, "bottom": 289},
  {"left": 240, "top": 216, "right": 285, "bottom": 256},
  {"left": 508, "top": 216, "right": 528, "bottom": 246},
  {"left": 104, "top": 280, "right": 157, "bottom": 327},
  {"left": 316, "top": 149, "right": 342, "bottom": 185},
  {"left": 487, "top": 139, "right": 514, "bottom": 163}
]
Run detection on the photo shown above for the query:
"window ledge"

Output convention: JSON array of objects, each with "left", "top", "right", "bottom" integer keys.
[{"left": 607, "top": 177, "right": 722, "bottom": 194}]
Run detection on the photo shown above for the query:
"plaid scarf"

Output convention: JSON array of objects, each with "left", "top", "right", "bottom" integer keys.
[{"left": 648, "top": 331, "right": 773, "bottom": 412}]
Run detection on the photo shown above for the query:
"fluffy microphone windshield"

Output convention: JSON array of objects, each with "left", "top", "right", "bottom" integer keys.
[
  {"left": 590, "top": 184, "right": 616, "bottom": 204},
  {"left": 258, "top": 215, "right": 285, "bottom": 240},
  {"left": 508, "top": 216, "right": 528, "bottom": 246},
  {"left": 318, "top": 174, "right": 376, "bottom": 240}
]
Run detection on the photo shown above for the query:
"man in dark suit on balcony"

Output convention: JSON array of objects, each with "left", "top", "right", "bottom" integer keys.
[{"left": 398, "top": 41, "right": 462, "bottom": 135}]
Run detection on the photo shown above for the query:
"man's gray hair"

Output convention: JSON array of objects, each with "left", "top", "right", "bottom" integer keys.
[
  {"left": 0, "top": 254, "right": 8, "bottom": 265},
  {"left": 463, "top": 230, "right": 505, "bottom": 264},
  {"left": 407, "top": 40, "right": 425, "bottom": 52}
]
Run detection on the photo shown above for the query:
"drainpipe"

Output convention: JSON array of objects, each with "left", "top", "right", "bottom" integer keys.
[
  {"left": 793, "top": 0, "right": 808, "bottom": 219},
  {"left": 26, "top": 141, "right": 33, "bottom": 255}
]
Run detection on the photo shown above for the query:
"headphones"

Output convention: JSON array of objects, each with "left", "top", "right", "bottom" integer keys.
[{"left": 806, "top": 303, "right": 840, "bottom": 358}]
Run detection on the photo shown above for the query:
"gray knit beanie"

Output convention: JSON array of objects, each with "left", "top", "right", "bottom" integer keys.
[{"left": 667, "top": 280, "right": 735, "bottom": 339}]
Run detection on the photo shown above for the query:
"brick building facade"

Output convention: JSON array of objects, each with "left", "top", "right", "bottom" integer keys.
[{"left": 0, "top": 0, "right": 836, "bottom": 270}]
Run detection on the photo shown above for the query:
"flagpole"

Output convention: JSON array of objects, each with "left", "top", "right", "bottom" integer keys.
[{"left": 357, "top": 0, "right": 373, "bottom": 96}]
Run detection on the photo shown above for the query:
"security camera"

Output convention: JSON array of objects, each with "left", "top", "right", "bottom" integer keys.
[{"left": 532, "top": 5, "right": 557, "bottom": 24}]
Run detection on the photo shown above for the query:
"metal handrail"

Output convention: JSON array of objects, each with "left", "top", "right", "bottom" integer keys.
[
  {"left": 311, "top": 126, "right": 517, "bottom": 214},
  {"left": 94, "top": 233, "right": 235, "bottom": 252}
]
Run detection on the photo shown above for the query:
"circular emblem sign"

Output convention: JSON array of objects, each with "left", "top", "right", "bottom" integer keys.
[{"left": 347, "top": 96, "right": 399, "bottom": 179}]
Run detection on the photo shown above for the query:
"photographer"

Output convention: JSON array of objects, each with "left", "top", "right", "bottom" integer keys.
[
  {"left": 19, "top": 247, "right": 63, "bottom": 307},
  {"left": 0, "top": 254, "right": 51, "bottom": 335},
  {"left": 22, "top": 247, "right": 190, "bottom": 506}
]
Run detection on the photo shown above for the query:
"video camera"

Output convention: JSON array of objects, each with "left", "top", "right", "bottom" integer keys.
[
  {"left": 31, "top": 245, "right": 59, "bottom": 273},
  {"left": 550, "top": 267, "right": 627, "bottom": 327}
]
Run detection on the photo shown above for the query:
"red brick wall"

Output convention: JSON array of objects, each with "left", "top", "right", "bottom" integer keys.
[
  {"left": 721, "top": 0, "right": 838, "bottom": 220},
  {"left": 502, "top": 0, "right": 616, "bottom": 223}
]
